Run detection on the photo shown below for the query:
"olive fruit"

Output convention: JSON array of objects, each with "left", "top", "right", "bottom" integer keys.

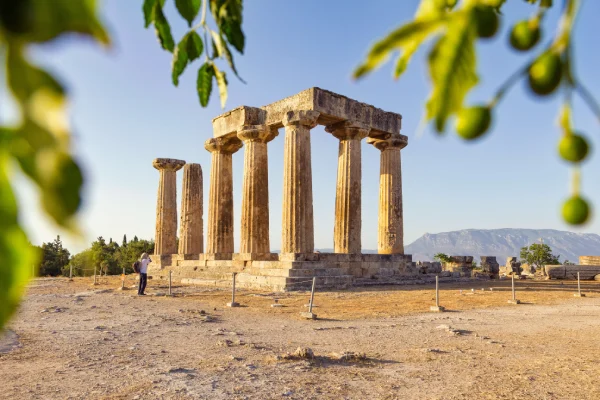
[
  {"left": 562, "top": 196, "right": 590, "bottom": 225},
  {"left": 528, "top": 52, "right": 562, "bottom": 96},
  {"left": 455, "top": 106, "right": 492, "bottom": 140},
  {"left": 475, "top": 6, "right": 499, "bottom": 39},
  {"left": 559, "top": 134, "right": 590, "bottom": 163},
  {"left": 510, "top": 20, "right": 541, "bottom": 51}
]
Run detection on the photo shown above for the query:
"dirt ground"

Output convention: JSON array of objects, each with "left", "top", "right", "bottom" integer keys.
[{"left": 2, "top": 276, "right": 600, "bottom": 399}]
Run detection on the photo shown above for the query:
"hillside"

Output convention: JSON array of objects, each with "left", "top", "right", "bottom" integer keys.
[{"left": 404, "top": 228, "right": 600, "bottom": 264}]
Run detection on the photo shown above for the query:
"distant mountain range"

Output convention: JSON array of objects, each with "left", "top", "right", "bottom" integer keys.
[{"left": 403, "top": 228, "right": 600, "bottom": 264}]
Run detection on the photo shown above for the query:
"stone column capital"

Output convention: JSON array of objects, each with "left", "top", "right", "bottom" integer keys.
[
  {"left": 367, "top": 134, "right": 408, "bottom": 151},
  {"left": 153, "top": 158, "right": 185, "bottom": 171},
  {"left": 325, "top": 120, "right": 370, "bottom": 141},
  {"left": 237, "top": 125, "right": 278, "bottom": 143},
  {"left": 204, "top": 136, "right": 243, "bottom": 154},
  {"left": 282, "top": 110, "right": 320, "bottom": 129}
]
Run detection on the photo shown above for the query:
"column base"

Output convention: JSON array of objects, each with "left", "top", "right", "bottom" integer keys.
[
  {"left": 508, "top": 299, "right": 521, "bottom": 304},
  {"left": 430, "top": 306, "right": 445, "bottom": 312}
]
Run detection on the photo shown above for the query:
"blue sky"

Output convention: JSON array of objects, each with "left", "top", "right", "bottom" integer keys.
[{"left": 12, "top": 0, "right": 600, "bottom": 252}]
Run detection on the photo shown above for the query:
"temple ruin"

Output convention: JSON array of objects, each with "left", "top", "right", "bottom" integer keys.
[{"left": 148, "top": 88, "right": 415, "bottom": 291}]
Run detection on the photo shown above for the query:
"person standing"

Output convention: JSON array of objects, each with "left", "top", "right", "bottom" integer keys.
[{"left": 138, "top": 253, "right": 152, "bottom": 295}]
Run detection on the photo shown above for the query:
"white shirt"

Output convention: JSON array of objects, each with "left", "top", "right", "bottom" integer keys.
[{"left": 140, "top": 258, "right": 152, "bottom": 273}]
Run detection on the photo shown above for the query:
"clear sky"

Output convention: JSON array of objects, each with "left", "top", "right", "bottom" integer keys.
[{"left": 12, "top": 0, "right": 600, "bottom": 252}]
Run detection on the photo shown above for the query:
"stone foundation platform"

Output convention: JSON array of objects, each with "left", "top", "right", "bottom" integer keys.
[{"left": 148, "top": 253, "right": 416, "bottom": 291}]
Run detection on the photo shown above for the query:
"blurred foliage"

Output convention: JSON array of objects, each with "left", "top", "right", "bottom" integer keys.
[
  {"left": 433, "top": 253, "right": 452, "bottom": 263},
  {"left": 0, "top": 0, "right": 110, "bottom": 330},
  {"left": 354, "top": 0, "right": 598, "bottom": 226},
  {"left": 143, "top": 0, "right": 244, "bottom": 107}
]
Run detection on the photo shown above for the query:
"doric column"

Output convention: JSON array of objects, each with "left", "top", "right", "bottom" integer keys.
[
  {"left": 237, "top": 125, "right": 277, "bottom": 254},
  {"left": 367, "top": 134, "right": 408, "bottom": 254},
  {"left": 281, "top": 110, "right": 320, "bottom": 253},
  {"left": 325, "top": 121, "right": 370, "bottom": 254},
  {"left": 205, "top": 136, "right": 242, "bottom": 254},
  {"left": 178, "top": 163, "right": 203, "bottom": 254},
  {"left": 153, "top": 158, "right": 185, "bottom": 255}
]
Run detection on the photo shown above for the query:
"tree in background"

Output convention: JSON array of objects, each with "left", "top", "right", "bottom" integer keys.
[
  {"left": 122, "top": 234, "right": 128, "bottom": 248},
  {"left": 433, "top": 253, "right": 452, "bottom": 264},
  {"left": 64, "top": 249, "right": 95, "bottom": 277},
  {"left": 520, "top": 243, "right": 560, "bottom": 273},
  {"left": 38, "top": 236, "right": 71, "bottom": 277}
]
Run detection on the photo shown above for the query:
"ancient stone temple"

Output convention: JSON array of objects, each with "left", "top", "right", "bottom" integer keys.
[{"left": 148, "top": 88, "right": 415, "bottom": 291}]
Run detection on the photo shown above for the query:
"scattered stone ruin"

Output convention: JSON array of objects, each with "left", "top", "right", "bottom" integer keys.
[
  {"left": 545, "top": 255, "right": 600, "bottom": 280},
  {"left": 503, "top": 257, "right": 523, "bottom": 275},
  {"left": 442, "top": 256, "right": 474, "bottom": 276},
  {"left": 480, "top": 256, "right": 500, "bottom": 278},
  {"left": 148, "top": 88, "right": 418, "bottom": 291}
]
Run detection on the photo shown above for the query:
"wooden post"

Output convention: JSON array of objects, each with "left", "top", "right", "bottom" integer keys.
[
  {"left": 301, "top": 277, "right": 318, "bottom": 319},
  {"left": 93, "top": 266, "right": 97, "bottom": 285},
  {"left": 121, "top": 268, "right": 125, "bottom": 290},
  {"left": 168, "top": 270, "right": 172, "bottom": 296},
  {"left": 69, "top": 264, "right": 73, "bottom": 281}
]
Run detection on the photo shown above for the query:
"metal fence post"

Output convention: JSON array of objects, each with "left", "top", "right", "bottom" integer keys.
[{"left": 227, "top": 272, "right": 240, "bottom": 307}]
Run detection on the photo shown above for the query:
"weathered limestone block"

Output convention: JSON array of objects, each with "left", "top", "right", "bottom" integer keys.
[
  {"left": 178, "top": 163, "right": 203, "bottom": 255},
  {"left": 153, "top": 158, "right": 185, "bottom": 255},
  {"left": 238, "top": 125, "right": 277, "bottom": 255},
  {"left": 367, "top": 134, "right": 408, "bottom": 254},
  {"left": 205, "top": 136, "right": 242, "bottom": 254},
  {"left": 545, "top": 264, "right": 600, "bottom": 280},
  {"left": 579, "top": 256, "right": 600, "bottom": 266},
  {"left": 504, "top": 257, "right": 522, "bottom": 275},
  {"left": 443, "top": 256, "right": 474, "bottom": 275},
  {"left": 325, "top": 120, "right": 369, "bottom": 254},
  {"left": 281, "top": 110, "right": 320, "bottom": 253},
  {"left": 480, "top": 256, "right": 500, "bottom": 277}
]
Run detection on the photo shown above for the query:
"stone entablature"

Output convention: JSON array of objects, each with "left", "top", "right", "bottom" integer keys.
[{"left": 579, "top": 256, "right": 600, "bottom": 266}]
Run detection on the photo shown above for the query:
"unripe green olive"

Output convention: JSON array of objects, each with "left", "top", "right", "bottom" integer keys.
[
  {"left": 510, "top": 20, "right": 541, "bottom": 51},
  {"left": 528, "top": 52, "right": 562, "bottom": 96},
  {"left": 475, "top": 6, "right": 499, "bottom": 39},
  {"left": 455, "top": 106, "right": 492, "bottom": 140},
  {"left": 558, "top": 133, "right": 589, "bottom": 163},
  {"left": 562, "top": 196, "right": 590, "bottom": 225}
]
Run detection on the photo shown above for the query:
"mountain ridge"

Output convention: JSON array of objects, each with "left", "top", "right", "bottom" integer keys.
[{"left": 404, "top": 228, "right": 600, "bottom": 263}]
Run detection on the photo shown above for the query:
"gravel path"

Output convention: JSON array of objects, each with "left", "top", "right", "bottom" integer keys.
[{"left": 1, "top": 278, "right": 600, "bottom": 399}]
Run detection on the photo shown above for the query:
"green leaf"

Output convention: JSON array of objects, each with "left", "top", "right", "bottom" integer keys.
[
  {"left": 172, "top": 38, "right": 190, "bottom": 86},
  {"left": 354, "top": 0, "right": 448, "bottom": 80},
  {"left": 426, "top": 12, "right": 478, "bottom": 132},
  {"left": 143, "top": 0, "right": 157, "bottom": 27},
  {"left": 186, "top": 31, "right": 203, "bottom": 61},
  {"left": 213, "top": 65, "right": 228, "bottom": 108},
  {"left": 210, "top": 30, "right": 244, "bottom": 81},
  {"left": 7, "top": 48, "right": 65, "bottom": 103},
  {"left": 221, "top": 18, "right": 244, "bottom": 54},
  {"left": 153, "top": 2, "right": 175, "bottom": 52},
  {"left": 24, "top": 0, "right": 110, "bottom": 46},
  {"left": 39, "top": 152, "right": 84, "bottom": 226},
  {"left": 0, "top": 152, "right": 37, "bottom": 330},
  {"left": 197, "top": 62, "right": 214, "bottom": 107},
  {"left": 354, "top": 18, "right": 446, "bottom": 79},
  {"left": 175, "top": 0, "right": 202, "bottom": 27}
]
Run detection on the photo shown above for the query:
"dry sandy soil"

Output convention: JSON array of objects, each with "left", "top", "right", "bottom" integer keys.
[{"left": 2, "top": 276, "right": 600, "bottom": 399}]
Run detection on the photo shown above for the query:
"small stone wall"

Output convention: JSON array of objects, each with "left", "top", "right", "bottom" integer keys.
[
  {"left": 443, "top": 256, "right": 474, "bottom": 277},
  {"left": 480, "top": 256, "right": 499, "bottom": 278},
  {"left": 579, "top": 256, "right": 600, "bottom": 266}
]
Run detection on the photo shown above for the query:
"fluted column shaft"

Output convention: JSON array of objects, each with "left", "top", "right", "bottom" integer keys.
[
  {"left": 178, "top": 163, "right": 203, "bottom": 254},
  {"left": 368, "top": 135, "right": 408, "bottom": 254},
  {"left": 205, "top": 137, "right": 242, "bottom": 254},
  {"left": 238, "top": 125, "right": 277, "bottom": 254},
  {"left": 153, "top": 158, "right": 185, "bottom": 255},
  {"left": 281, "top": 110, "right": 320, "bottom": 253},
  {"left": 326, "top": 121, "right": 369, "bottom": 254}
]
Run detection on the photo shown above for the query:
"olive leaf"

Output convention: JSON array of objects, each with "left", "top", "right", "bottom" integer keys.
[{"left": 153, "top": 1, "right": 175, "bottom": 52}]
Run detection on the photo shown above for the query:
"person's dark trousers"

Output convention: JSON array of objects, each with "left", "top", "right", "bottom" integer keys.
[{"left": 138, "top": 273, "right": 147, "bottom": 295}]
